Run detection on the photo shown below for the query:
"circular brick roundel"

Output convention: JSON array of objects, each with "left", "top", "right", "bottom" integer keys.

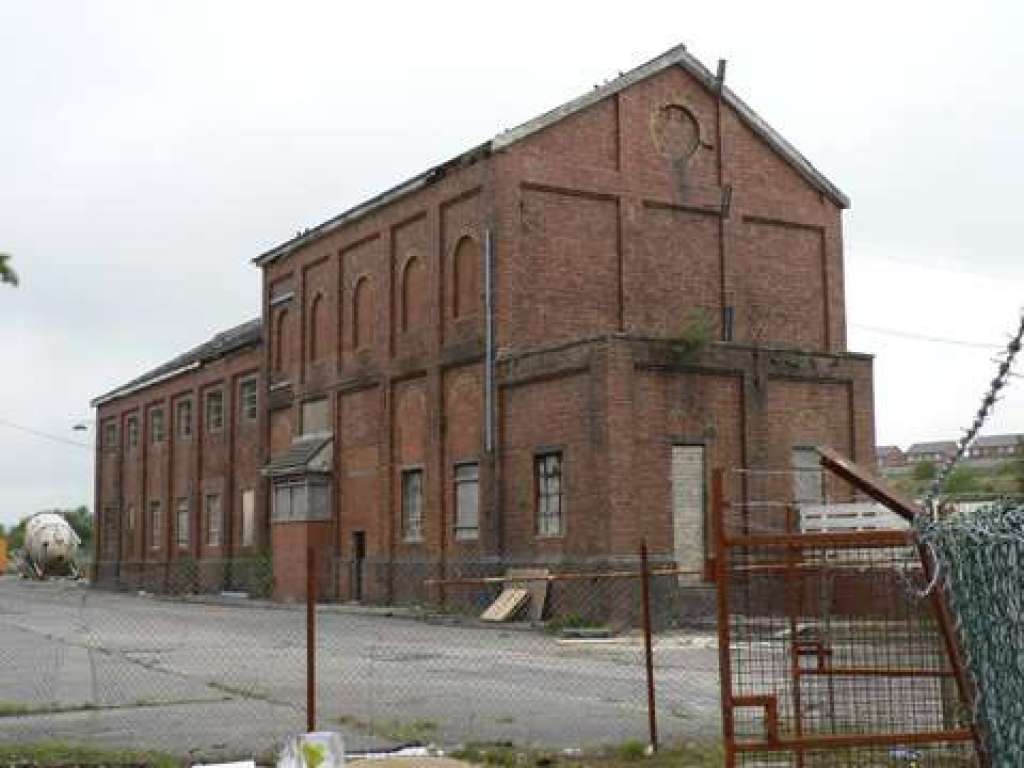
[{"left": 653, "top": 104, "right": 700, "bottom": 161}]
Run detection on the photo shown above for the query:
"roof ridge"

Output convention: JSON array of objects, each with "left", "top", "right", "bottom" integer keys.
[
  {"left": 253, "top": 43, "right": 848, "bottom": 268},
  {"left": 91, "top": 317, "right": 262, "bottom": 407}
]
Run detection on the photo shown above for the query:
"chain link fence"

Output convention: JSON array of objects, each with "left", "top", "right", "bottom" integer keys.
[{"left": 0, "top": 553, "right": 721, "bottom": 761}]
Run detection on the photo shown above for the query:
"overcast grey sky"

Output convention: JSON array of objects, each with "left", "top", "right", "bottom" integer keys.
[{"left": 2, "top": 0, "right": 1022, "bottom": 527}]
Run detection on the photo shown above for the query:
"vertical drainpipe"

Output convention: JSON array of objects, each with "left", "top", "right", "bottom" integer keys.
[
  {"left": 94, "top": 410, "right": 103, "bottom": 580},
  {"left": 484, "top": 228, "right": 495, "bottom": 455},
  {"left": 484, "top": 225, "right": 502, "bottom": 558},
  {"left": 715, "top": 58, "right": 730, "bottom": 343}
]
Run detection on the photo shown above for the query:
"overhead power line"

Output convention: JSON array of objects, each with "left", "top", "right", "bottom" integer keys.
[
  {"left": 851, "top": 323, "right": 1006, "bottom": 350},
  {"left": 0, "top": 417, "right": 93, "bottom": 451},
  {"left": 927, "top": 311, "right": 1024, "bottom": 505}
]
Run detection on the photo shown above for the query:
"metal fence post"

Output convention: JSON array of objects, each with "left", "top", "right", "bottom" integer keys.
[
  {"left": 307, "top": 545, "right": 316, "bottom": 733},
  {"left": 640, "top": 539, "right": 658, "bottom": 753}
]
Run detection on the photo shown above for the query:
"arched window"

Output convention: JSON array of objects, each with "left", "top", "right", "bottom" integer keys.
[
  {"left": 274, "top": 308, "right": 290, "bottom": 372},
  {"left": 401, "top": 255, "right": 427, "bottom": 332},
  {"left": 353, "top": 276, "right": 373, "bottom": 351},
  {"left": 308, "top": 293, "right": 324, "bottom": 361},
  {"left": 452, "top": 236, "right": 480, "bottom": 319}
]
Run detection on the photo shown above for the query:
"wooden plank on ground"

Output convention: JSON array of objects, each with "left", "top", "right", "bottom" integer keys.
[
  {"left": 480, "top": 587, "right": 529, "bottom": 622},
  {"left": 505, "top": 568, "right": 550, "bottom": 622}
]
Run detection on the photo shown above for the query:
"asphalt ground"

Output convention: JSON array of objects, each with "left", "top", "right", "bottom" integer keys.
[{"left": 0, "top": 576, "right": 721, "bottom": 760}]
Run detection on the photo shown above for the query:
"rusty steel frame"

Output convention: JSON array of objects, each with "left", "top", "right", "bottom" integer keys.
[
  {"left": 306, "top": 545, "right": 316, "bottom": 734},
  {"left": 713, "top": 457, "right": 987, "bottom": 767},
  {"left": 423, "top": 566, "right": 704, "bottom": 587}
]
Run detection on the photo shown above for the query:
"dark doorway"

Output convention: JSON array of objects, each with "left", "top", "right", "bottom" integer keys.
[{"left": 351, "top": 531, "right": 366, "bottom": 602}]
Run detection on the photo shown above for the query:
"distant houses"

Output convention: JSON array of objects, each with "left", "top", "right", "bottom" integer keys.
[
  {"left": 906, "top": 441, "right": 958, "bottom": 465},
  {"left": 876, "top": 445, "right": 906, "bottom": 469},
  {"left": 969, "top": 434, "right": 1024, "bottom": 460},
  {"left": 877, "top": 434, "right": 1023, "bottom": 469}
]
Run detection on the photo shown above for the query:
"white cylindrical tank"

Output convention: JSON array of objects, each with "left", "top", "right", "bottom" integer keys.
[{"left": 24, "top": 513, "right": 80, "bottom": 577}]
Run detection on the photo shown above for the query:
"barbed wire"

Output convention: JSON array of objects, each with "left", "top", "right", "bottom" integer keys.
[{"left": 925, "top": 310, "right": 1024, "bottom": 506}]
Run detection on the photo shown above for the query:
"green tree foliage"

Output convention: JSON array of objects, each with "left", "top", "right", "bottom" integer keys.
[
  {"left": 944, "top": 466, "right": 981, "bottom": 495},
  {"left": 63, "top": 506, "right": 93, "bottom": 551},
  {"left": 1015, "top": 438, "right": 1024, "bottom": 494},
  {"left": 7, "top": 517, "right": 27, "bottom": 551},
  {"left": 912, "top": 460, "right": 937, "bottom": 483},
  {"left": 0, "top": 253, "right": 18, "bottom": 287}
]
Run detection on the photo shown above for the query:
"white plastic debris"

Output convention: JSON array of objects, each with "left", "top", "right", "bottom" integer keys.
[{"left": 278, "top": 732, "right": 346, "bottom": 768}]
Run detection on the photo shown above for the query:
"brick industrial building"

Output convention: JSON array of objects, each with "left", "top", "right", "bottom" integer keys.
[{"left": 93, "top": 44, "right": 875, "bottom": 601}]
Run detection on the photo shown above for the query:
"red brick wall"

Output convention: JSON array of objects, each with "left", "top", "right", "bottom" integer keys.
[
  {"left": 495, "top": 62, "right": 847, "bottom": 355},
  {"left": 626, "top": 370, "right": 744, "bottom": 557},
  {"left": 512, "top": 187, "right": 620, "bottom": 348},
  {"left": 94, "top": 341, "right": 262, "bottom": 587},
  {"left": 444, "top": 365, "right": 485, "bottom": 558},
  {"left": 97, "top": 55, "right": 875, "bottom": 602},
  {"left": 629, "top": 206, "right": 721, "bottom": 337},
  {"left": 499, "top": 369, "right": 607, "bottom": 559}
]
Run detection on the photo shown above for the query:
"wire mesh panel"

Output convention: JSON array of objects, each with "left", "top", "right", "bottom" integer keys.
[
  {"left": 919, "top": 500, "right": 1024, "bottom": 765},
  {"left": 314, "top": 558, "right": 717, "bottom": 751},
  {"left": 715, "top": 468, "right": 979, "bottom": 767},
  {"left": 0, "top": 560, "right": 304, "bottom": 761}
]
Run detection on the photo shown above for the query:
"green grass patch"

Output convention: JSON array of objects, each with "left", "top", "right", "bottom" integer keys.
[
  {"left": 0, "top": 701, "right": 102, "bottom": 718},
  {"left": 0, "top": 741, "right": 179, "bottom": 767},
  {"left": 334, "top": 714, "right": 438, "bottom": 744},
  {"left": 544, "top": 614, "right": 607, "bottom": 635}
]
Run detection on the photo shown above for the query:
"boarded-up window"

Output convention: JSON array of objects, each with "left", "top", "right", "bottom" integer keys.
[
  {"left": 401, "top": 255, "right": 427, "bottom": 332},
  {"left": 125, "top": 504, "right": 136, "bottom": 531},
  {"left": 205, "top": 493, "right": 222, "bottom": 547},
  {"left": 104, "top": 421, "right": 117, "bottom": 448},
  {"left": 127, "top": 416, "right": 139, "bottom": 448},
  {"left": 671, "top": 445, "right": 705, "bottom": 573},
  {"left": 301, "top": 397, "right": 330, "bottom": 436},
  {"left": 792, "top": 446, "right": 823, "bottom": 504},
  {"left": 149, "top": 500, "right": 162, "bottom": 549},
  {"left": 452, "top": 236, "right": 480, "bottom": 319},
  {"left": 353, "top": 276, "right": 373, "bottom": 350},
  {"left": 535, "top": 452, "right": 563, "bottom": 537},
  {"left": 241, "top": 489, "right": 255, "bottom": 547},
  {"left": 175, "top": 498, "right": 189, "bottom": 549},
  {"left": 454, "top": 463, "right": 479, "bottom": 540},
  {"left": 402, "top": 469, "right": 424, "bottom": 542}
]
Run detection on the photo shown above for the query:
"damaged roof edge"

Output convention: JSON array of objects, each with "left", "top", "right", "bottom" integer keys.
[
  {"left": 252, "top": 142, "right": 492, "bottom": 268},
  {"left": 90, "top": 318, "right": 262, "bottom": 409},
  {"left": 493, "top": 45, "right": 849, "bottom": 209},
  {"left": 253, "top": 43, "right": 848, "bottom": 270}
]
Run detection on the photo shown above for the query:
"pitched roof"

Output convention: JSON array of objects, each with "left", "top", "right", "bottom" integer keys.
[
  {"left": 876, "top": 445, "right": 903, "bottom": 455},
  {"left": 907, "top": 440, "right": 958, "bottom": 455},
  {"left": 91, "top": 318, "right": 262, "bottom": 407},
  {"left": 254, "top": 43, "right": 849, "bottom": 269},
  {"left": 973, "top": 434, "right": 1024, "bottom": 449},
  {"left": 262, "top": 434, "right": 333, "bottom": 478}
]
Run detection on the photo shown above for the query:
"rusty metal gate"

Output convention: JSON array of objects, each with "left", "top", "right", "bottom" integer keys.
[{"left": 712, "top": 449, "right": 984, "bottom": 766}]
